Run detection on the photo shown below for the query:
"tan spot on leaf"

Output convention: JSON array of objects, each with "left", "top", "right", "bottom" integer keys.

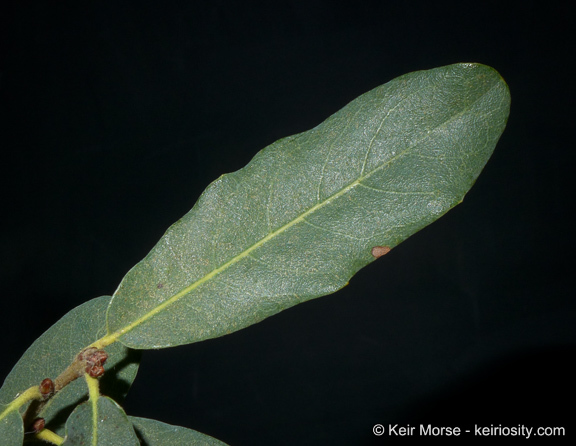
[{"left": 371, "top": 246, "right": 390, "bottom": 259}]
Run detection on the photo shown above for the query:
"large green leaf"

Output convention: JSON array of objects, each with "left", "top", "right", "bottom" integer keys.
[
  {"left": 106, "top": 63, "right": 510, "bottom": 349},
  {"left": 0, "top": 296, "right": 140, "bottom": 436},
  {"left": 130, "top": 417, "right": 228, "bottom": 446},
  {"left": 63, "top": 396, "right": 139, "bottom": 445}
]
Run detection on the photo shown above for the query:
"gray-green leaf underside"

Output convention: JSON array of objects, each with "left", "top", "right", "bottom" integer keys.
[
  {"left": 0, "top": 296, "right": 140, "bottom": 436},
  {"left": 63, "top": 396, "right": 139, "bottom": 445},
  {"left": 130, "top": 417, "right": 228, "bottom": 446},
  {"left": 107, "top": 63, "right": 510, "bottom": 349},
  {"left": 61, "top": 401, "right": 228, "bottom": 446},
  {"left": 0, "top": 410, "right": 23, "bottom": 445}
]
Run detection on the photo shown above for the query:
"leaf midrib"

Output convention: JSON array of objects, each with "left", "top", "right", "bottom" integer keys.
[{"left": 101, "top": 80, "right": 497, "bottom": 346}]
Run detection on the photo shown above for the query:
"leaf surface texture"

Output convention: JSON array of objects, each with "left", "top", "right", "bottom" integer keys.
[{"left": 107, "top": 63, "right": 510, "bottom": 348}]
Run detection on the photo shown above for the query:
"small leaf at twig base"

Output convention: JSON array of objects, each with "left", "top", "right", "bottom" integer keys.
[
  {"left": 0, "top": 296, "right": 140, "bottom": 437},
  {"left": 63, "top": 396, "right": 139, "bottom": 445},
  {"left": 130, "top": 416, "right": 229, "bottom": 445}
]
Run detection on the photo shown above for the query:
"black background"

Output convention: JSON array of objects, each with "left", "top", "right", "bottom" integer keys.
[{"left": 1, "top": 1, "right": 574, "bottom": 445}]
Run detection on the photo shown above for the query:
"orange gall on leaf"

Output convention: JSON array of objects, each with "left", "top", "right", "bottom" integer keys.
[{"left": 371, "top": 246, "right": 391, "bottom": 259}]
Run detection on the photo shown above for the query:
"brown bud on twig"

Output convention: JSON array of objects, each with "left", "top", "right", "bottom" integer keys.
[
  {"left": 31, "top": 418, "right": 45, "bottom": 433},
  {"left": 86, "top": 364, "right": 105, "bottom": 378},
  {"left": 25, "top": 348, "right": 110, "bottom": 430},
  {"left": 39, "top": 378, "right": 54, "bottom": 399},
  {"left": 87, "top": 350, "right": 108, "bottom": 367},
  {"left": 77, "top": 347, "right": 97, "bottom": 361},
  {"left": 83, "top": 349, "right": 108, "bottom": 378}
]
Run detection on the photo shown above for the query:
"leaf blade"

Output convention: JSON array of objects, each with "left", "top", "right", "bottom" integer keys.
[{"left": 107, "top": 63, "right": 510, "bottom": 348}]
